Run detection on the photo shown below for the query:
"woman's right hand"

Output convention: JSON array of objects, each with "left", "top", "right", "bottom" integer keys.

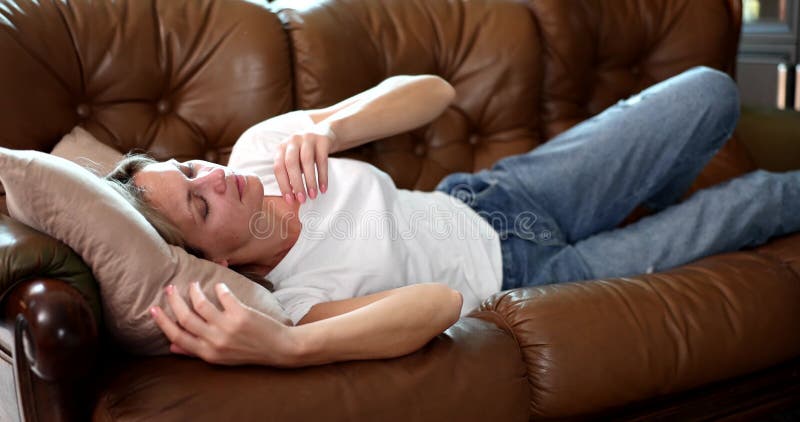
[
  {"left": 274, "top": 123, "right": 336, "bottom": 204},
  {"left": 152, "top": 282, "right": 303, "bottom": 367}
]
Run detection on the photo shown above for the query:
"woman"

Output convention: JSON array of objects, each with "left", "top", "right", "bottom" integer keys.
[{"left": 107, "top": 68, "right": 800, "bottom": 368}]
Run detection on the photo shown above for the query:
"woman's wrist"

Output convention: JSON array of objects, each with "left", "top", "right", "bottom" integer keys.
[
  {"left": 279, "top": 324, "right": 318, "bottom": 367},
  {"left": 318, "top": 118, "right": 346, "bottom": 153},
  {"left": 313, "top": 121, "right": 338, "bottom": 143}
]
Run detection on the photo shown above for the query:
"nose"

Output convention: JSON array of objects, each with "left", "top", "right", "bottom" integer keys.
[{"left": 192, "top": 166, "right": 227, "bottom": 195}]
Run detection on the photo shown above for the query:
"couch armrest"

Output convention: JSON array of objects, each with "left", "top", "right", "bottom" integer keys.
[
  {"left": 735, "top": 106, "right": 800, "bottom": 171},
  {"left": 0, "top": 214, "right": 102, "bottom": 339},
  {"left": 0, "top": 214, "right": 102, "bottom": 421},
  {"left": 2, "top": 278, "right": 99, "bottom": 422},
  {"left": 473, "top": 238, "right": 800, "bottom": 419},
  {"left": 2, "top": 278, "right": 98, "bottom": 379}
]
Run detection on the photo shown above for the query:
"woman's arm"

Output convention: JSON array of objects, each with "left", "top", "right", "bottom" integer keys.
[
  {"left": 150, "top": 282, "right": 463, "bottom": 368},
  {"left": 290, "top": 283, "right": 463, "bottom": 366},
  {"left": 273, "top": 75, "right": 455, "bottom": 203},
  {"left": 307, "top": 74, "right": 456, "bottom": 153}
]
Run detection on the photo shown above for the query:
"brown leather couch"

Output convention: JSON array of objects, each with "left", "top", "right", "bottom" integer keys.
[{"left": 1, "top": 0, "right": 799, "bottom": 420}]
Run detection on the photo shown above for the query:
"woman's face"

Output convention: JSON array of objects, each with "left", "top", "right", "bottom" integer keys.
[{"left": 133, "top": 159, "right": 264, "bottom": 265}]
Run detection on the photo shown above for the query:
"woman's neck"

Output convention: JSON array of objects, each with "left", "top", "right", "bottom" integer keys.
[{"left": 241, "top": 196, "right": 302, "bottom": 275}]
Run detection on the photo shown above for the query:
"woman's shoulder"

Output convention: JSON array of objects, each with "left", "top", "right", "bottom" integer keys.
[
  {"left": 229, "top": 111, "right": 316, "bottom": 169},
  {"left": 237, "top": 111, "right": 315, "bottom": 146}
]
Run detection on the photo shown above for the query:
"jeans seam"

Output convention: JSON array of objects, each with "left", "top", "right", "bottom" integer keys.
[{"left": 500, "top": 239, "right": 518, "bottom": 290}]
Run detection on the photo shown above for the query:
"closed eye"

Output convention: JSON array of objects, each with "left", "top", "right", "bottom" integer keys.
[
  {"left": 178, "top": 162, "right": 210, "bottom": 219},
  {"left": 195, "top": 193, "right": 209, "bottom": 219}
]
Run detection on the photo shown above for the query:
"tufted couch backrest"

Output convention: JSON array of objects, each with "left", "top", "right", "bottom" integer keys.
[
  {"left": 529, "top": 0, "right": 742, "bottom": 139},
  {"left": 275, "top": 0, "right": 543, "bottom": 189},
  {"left": 525, "top": 0, "right": 754, "bottom": 191},
  {"left": 0, "top": 0, "right": 751, "bottom": 193},
  {"left": 0, "top": 0, "right": 291, "bottom": 165}
]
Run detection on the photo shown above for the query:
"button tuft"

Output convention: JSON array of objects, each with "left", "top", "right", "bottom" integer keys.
[
  {"left": 204, "top": 150, "right": 219, "bottom": 163},
  {"left": 156, "top": 100, "right": 170, "bottom": 114},
  {"left": 76, "top": 104, "right": 91, "bottom": 118}
]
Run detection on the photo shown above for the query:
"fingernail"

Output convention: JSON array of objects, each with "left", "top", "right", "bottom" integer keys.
[
  {"left": 150, "top": 307, "right": 158, "bottom": 317},
  {"left": 320, "top": 184, "right": 327, "bottom": 194},
  {"left": 296, "top": 192, "right": 305, "bottom": 203},
  {"left": 284, "top": 193, "right": 294, "bottom": 204},
  {"left": 308, "top": 187, "right": 317, "bottom": 199},
  {"left": 165, "top": 285, "right": 173, "bottom": 295},
  {"left": 218, "top": 283, "right": 230, "bottom": 292}
]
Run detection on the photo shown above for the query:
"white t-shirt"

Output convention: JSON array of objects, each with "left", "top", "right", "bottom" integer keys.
[{"left": 228, "top": 111, "right": 503, "bottom": 325}]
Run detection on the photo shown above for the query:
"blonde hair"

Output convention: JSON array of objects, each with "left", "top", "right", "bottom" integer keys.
[
  {"left": 105, "top": 155, "right": 187, "bottom": 247},
  {"left": 104, "top": 153, "right": 274, "bottom": 292}
]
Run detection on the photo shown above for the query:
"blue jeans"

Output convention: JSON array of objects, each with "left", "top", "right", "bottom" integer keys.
[{"left": 435, "top": 66, "right": 800, "bottom": 290}]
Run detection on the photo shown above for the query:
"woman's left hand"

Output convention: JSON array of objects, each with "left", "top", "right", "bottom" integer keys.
[
  {"left": 274, "top": 123, "right": 335, "bottom": 204},
  {"left": 151, "top": 282, "right": 300, "bottom": 367}
]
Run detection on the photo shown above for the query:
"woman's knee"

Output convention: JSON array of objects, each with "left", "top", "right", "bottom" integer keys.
[{"left": 681, "top": 66, "right": 741, "bottom": 135}]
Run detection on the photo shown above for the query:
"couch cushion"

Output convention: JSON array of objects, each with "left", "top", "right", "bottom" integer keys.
[
  {"left": 276, "top": 0, "right": 544, "bottom": 190},
  {"left": 525, "top": 0, "right": 756, "bottom": 223},
  {"left": 92, "top": 317, "right": 528, "bottom": 421},
  {"left": 527, "top": 0, "right": 741, "bottom": 138},
  {"left": 476, "top": 233, "right": 800, "bottom": 418},
  {"left": 0, "top": 0, "right": 291, "bottom": 166}
]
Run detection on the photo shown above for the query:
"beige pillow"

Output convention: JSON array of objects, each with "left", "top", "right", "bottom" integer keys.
[
  {"left": 2, "top": 126, "right": 118, "bottom": 216},
  {"left": 51, "top": 126, "right": 124, "bottom": 175},
  {"left": 0, "top": 147, "right": 290, "bottom": 355}
]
